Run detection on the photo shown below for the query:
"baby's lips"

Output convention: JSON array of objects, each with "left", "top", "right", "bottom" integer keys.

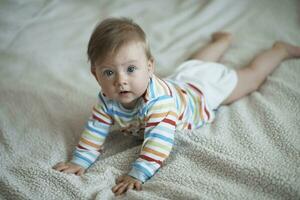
[{"left": 119, "top": 91, "right": 130, "bottom": 94}]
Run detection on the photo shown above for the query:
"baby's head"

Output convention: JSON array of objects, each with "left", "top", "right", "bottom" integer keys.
[{"left": 87, "top": 18, "right": 154, "bottom": 109}]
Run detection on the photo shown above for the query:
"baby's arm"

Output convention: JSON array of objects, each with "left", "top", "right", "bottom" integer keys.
[
  {"left": 128, "top": 106, "right": 177, "bottom": 181},
  {"left": 53, "top": 100, "right": 113, "bottom": 175},
  {"left": 113, "top": 96, "right": 177, "bottom": 195}
]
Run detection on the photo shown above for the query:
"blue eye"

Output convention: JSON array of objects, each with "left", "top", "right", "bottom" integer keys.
[
  {"left": 103, "top": 70, "right": 114, "bottom": 77},
  {"left": 127, "top": 65, "right": 136, "bottom": 73}
]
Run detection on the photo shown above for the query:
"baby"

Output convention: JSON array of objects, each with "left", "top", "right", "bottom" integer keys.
[{"left": 53, "top": 17, "right": 300, "bottom": 196}]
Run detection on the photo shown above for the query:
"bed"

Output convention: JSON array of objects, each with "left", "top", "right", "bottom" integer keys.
[{"left": 0, "top": 0, "right": 299, "bottom": 199}]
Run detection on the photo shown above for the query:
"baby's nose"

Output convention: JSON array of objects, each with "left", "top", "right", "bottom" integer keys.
[{"left": 115, "top": 73, "right": 128, "bottom": 86}]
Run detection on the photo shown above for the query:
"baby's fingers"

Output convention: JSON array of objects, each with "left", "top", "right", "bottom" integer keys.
[
  {"left": 115, "top": 183, "right": 129, "bottom": 196},
  {"left": 112, "top": 182, "right": 125, "bottom": 193},
  {"left": 127, "top": 183, "right": 134, "bottom": 191},
  {"left": 53, "top": 162, "right": 68, "bottom": 171},
  {"left": 134, "top": 182, "right": 142, "bottom": 191},
  {"left": 75, "top": 168, "right": 85, "bottom": 176},
  {"left": 61, "top": 167, "right": 80, "bottom": 174}
]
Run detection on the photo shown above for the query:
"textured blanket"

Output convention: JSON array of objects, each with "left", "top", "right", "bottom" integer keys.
[{"left": 0, "top": 0, "right": 299, "bottom": 199}]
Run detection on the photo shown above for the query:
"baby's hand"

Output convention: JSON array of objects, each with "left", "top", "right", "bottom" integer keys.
[
  {"left": 112, "top": 175, "right": 142, "bottom": 196},
  {"left": 52, "top": 162, "right": 85, "bottom": 176}
]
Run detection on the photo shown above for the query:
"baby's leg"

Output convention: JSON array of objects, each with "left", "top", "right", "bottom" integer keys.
[
  {"left": 190, "top": 32, "right": 232, "bottom": 62},
  {"left": 222, "top": 42, "right": 300, "bottom": 105}
]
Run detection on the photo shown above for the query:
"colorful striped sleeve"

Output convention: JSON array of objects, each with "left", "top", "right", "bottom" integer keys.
[
  {"left": 128, "top": 95, "right": 178, "bottom": 182},
  {"left": 70, "top": 100, "right": 113, "bottom": 169}
]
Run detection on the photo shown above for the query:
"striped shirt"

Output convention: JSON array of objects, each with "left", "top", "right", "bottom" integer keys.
[{"left": 71, "top": 75, "right": 214, "bottom": 182}]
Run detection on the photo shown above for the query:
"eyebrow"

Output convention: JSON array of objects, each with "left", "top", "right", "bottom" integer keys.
[{"left": 99, "top": 60, "right": 138, "bottom": 68}]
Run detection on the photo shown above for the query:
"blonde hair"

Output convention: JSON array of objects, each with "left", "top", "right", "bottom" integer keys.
[{"left": 87, "top": 17, "right": 153, "bottom": 67}]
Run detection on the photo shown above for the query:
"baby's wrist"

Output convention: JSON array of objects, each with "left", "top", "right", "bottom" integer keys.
[
  {"left": 70, "top": 159, "right": 89, "bottom": 169},
  {"left": 128, "top": 168, "right": 148, "bottom": 183}
]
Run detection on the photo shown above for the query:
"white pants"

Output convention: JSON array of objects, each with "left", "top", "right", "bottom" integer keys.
[{"left": 167, "top": 60, "right": 238, "bottom": 110}]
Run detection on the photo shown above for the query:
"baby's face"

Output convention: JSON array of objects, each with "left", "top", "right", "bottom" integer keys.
[{"left": 94, "top": 41, "right": 154, "bottom": 109}]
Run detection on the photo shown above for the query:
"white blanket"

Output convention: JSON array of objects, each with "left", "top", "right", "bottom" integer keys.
[{"left": 1, "top": 0, "right": 299, "bottom": 199}]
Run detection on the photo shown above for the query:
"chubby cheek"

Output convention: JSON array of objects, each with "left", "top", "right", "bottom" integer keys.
[
  {"left": 98, "top": 80, "right": 115, "bottom": 98},
  {"left": 133, "top": 76, "right": 150, "bottom": 93}
]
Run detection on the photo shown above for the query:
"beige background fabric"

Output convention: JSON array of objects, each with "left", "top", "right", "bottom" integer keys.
[{"left": 0, "top": 0, "right": 299, "bottom": 199}]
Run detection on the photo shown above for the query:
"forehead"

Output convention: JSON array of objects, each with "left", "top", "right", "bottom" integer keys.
[{"left": 97, "top": 41, "right": 147, "bottom": 67}]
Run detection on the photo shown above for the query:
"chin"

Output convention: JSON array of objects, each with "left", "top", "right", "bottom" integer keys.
[
  {"left": 121, "top": 100, "right": 135, "bottom": 105},
  {"left": 121, "top": 98, "right": 138, "bottom": 107}
]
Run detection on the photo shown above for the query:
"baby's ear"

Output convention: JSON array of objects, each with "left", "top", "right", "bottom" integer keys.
[
  {"left": 148, "top": 58, "right": 155, "bottom": 77},
  {"left": 91, "top": 67, "right": 98, "bottom": 81},
  {"left": 91, "top": 66, "right": 96, "bottom": 75}
]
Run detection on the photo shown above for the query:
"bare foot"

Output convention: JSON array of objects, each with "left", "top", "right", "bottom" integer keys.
[
  {"left": 212, "top": 32, "right": 233, "bottom": 43},
  {"left": 273, "top": 41, "right": 300, "bottom": 59}
]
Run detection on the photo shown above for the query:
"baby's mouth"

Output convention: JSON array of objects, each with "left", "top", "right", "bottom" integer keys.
[{"left": 119, "top": 91, "right": 131, "bottom": 95}]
